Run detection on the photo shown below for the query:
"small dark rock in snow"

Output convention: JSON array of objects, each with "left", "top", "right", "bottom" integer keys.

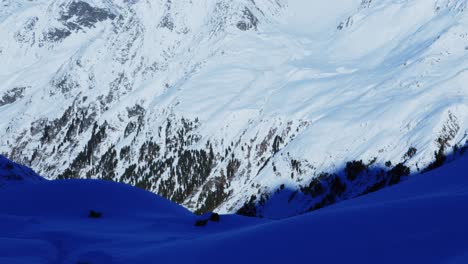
[
  {"left": 5, "top": 162, "right": 14, "bottom": 170},
  {"left": 194, "top": 219, "right": 208, "bottom": 227},
  {"left": 209, "top": 213, "right": 220, "bottom": 222},
  {"left": 88, "top": 210, "right": 103, "bottom": 219}
]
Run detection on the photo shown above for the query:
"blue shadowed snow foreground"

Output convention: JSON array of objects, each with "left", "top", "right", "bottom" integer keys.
[{"left": 0, "top": 154, "right": 467, "bottom": 264}]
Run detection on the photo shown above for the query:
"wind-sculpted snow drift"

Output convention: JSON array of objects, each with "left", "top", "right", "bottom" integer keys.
[
  {"left": 1, "top": 0, "right": 468, "bottom": 216},
  {"left": 0, "top": 154, "right": 467, "bottom": 263}
]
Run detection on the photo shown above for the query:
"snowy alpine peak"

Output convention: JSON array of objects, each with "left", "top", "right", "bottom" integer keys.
[{"left": 1, "top": 0, "right": 468, "bottom": 217}]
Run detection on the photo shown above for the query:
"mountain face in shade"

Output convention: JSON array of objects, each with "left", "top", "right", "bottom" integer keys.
[
  {"left": 1, "top": 150, "right": 468, "bottom": 263},
  {"left": 1, "top": 0, "right": 468, "bottom": 217}
]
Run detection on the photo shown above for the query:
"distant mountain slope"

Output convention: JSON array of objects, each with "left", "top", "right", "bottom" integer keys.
[
  {"left": 1, "top": 0, "right": 468, "bottom": 216},
  {"left": 0, "top": 151, "right": 467, "bottom": 263}
]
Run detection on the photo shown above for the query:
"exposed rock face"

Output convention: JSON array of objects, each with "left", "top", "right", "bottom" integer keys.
[
  {"left": 44, "top": 1, "right": 116, "bottom": 42},
  {"left": 60, "top": 1, "right": 116, "bottom": 30},
  {"left": 0, "top": 87, "right": 26, "bottom": 107},
  {"left": 1, "top": 0, "right": 468, "bottom": 217},
  {"left": 236, "top": 7, "right": 258, "bottom": 31}
]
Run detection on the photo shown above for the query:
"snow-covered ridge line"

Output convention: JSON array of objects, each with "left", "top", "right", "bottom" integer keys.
[
  {"left": 1, "top": 0, "right": 468, "bottom": 217},
  {"left": 1, "top": 150, "right": 468, "bottom": 263},
  {"left": 0, "top": 155, "right": 44, "bottom": 186}
]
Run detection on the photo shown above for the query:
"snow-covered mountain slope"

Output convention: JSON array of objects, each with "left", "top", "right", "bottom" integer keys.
[
  {"left": 1, "top": 0, "right": 468, "bottom": 216},
  {"left": 0, "top": 152, "right": 467, "bottom": 263},
  {"left": 132, "top": 153, "right": 468, "bottom": 263},
  {"left": 0, "top": 155, "right": 44, "bottom": 186}
]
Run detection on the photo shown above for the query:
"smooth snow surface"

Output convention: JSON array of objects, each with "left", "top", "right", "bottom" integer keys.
[{"left": 1, "top": 155, "right": 467, "bottom": 263}]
